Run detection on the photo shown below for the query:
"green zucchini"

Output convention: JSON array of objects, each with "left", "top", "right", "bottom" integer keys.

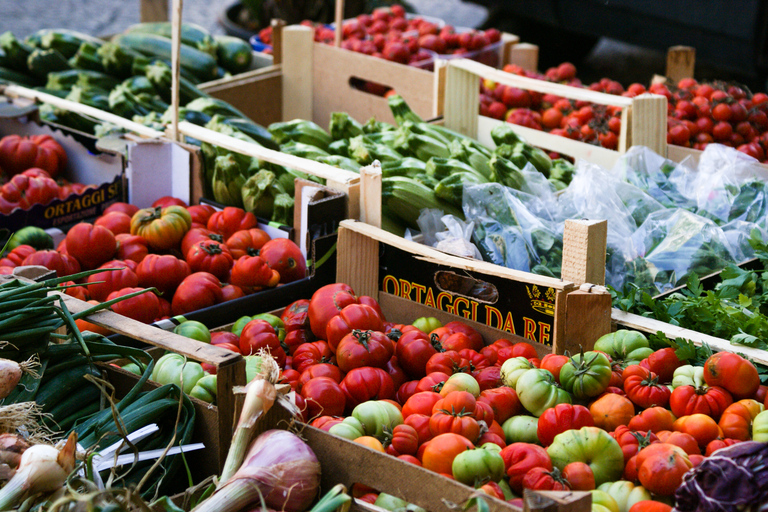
[
  {"left": 98, "top": 41, "right": 145, "bottom": 79},
  {"left": 145, "top": 60, "right": 209, "bottom": 104},
  {"left": 39, "top": 29, "right": 105, "bottom": 59},
  {"left": 66, "top": 85, "right": 110, "bottom": 111},
  {"left": 45, "top": 69, "right": 119, "bottom": 92},
  {"left": 68, "top": 41, "right": 105, "bottom": 72},
  {"left": 124, "top": 22, "right": 217, "bottom": 58},
  {"left": 221, "top": 117, "right": 278, "bottom": 150},
  {"left": 111, "top": 33, "right": 217, "bottom": 82},
  {"left": 27, "top": 48, "right": 71, "bottom": 78},
  {"left": 0, "top": 31, "right": 34, "bottom": 72},
  {"left": 214, "top": 35, "right": 253, "bottom": 74},
  {"left": 0, "top": 65, "right": 39, "bottom": 86}
]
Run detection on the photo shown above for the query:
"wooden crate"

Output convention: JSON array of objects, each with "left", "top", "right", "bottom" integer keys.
[{"left": 441, "top": 59, "right": 669, "bottom": 170}]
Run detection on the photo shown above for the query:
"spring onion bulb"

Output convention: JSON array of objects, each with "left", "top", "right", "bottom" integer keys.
[
  {"left": 0, "top": 356, "right": 41, "bottom": 399},
  {"left": 218, "top": 352, "right": 281, "bottom": 487},
  {"left": 194, "top": 429, "right": 321, "bottom": 512},
  {"left": 0, "top": 431, "right": 77, "bottom": 509},
  {"left": 0, "top": 433, "right": 30, "bottom": 468}
]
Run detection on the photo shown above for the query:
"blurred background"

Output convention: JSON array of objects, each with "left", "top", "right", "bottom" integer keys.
[{"left": 0, "top": 0, "right": 765, "bottom": 90}]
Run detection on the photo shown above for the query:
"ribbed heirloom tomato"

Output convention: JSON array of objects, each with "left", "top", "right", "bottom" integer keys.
[
  {"left": 65, "top": 223, "right": 116, "bottom": 270},
  {"left": 395, "top": 329, "right": 438, "bottom": 379},
  {"left": 171, "top": 272, "right": 223, "bottom": 316},
  {"left": 335, "top": 330, "right": 394, "bottom": 373},
  {"left": 239, "top": 319, "right": 285, "bottom": 367},
  {"left": 131, "top": 205, "right": 192, "bottom": 251},
  {"left": 85, "top": 260, "right": 138, "bottom": 302},
  {"left": 107, "top": 288, "right": 161, "bottom": 324},
  {"left": 225, "top": 228, "right": 270, "bottom": 258},
  {"left": 340, "top": 367, "right": 395, "bottom": 410},
  {"left": 308, "top": 283, "right": 358, "bottom": 339},
  {"left": 703, "top": 352, "right": 760, "bottom": 400},
  {"left": 135, "top": 254, "right": 191, "bottom": 296},
  {"left": 186, "top": 240, "right": 234, "bottom": 281},
  {"left": 207, "top": 207, "right": 257, "bottom": 240},
  {"left": 229, "top": 255, "right": 279, "bottom": 289},
  {"left": 259, "top": 238, "right": 307, "bottom": 283},
  {"left": 326, "top": 304, "right": 384, "bottom": 353}
]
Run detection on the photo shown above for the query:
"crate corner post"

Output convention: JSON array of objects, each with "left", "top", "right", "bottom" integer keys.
[
  {"left": 359, "top": 162, "right": 382, "bottom": 228},
  {"left": 666, "top": 45, "right": 696, "bottom": 84},
  {"left": 444, "top": 61, "right": 481, "bottom": 139},
  {"left": 561, "top": 219, "right": 607, "bottom": 287},
  {"left": 337, "top": 221, "right": 379, "bottom": 298},
  {"left": 627, "top": 93, "right": 668, "bottom": 157},
  {"left": 281, "top": 25, "right": 315, "bottom": 121}
]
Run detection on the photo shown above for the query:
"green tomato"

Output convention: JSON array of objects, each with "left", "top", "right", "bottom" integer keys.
[
  {"left": 328, "top": 417, "right": 365, "bottom": 440},
  {"left": 590, "top": 490, "right": 619, "bottom": 512},
  {"left": 480, "top": 442, "right": 502, "bottom": 454},
  {"left": 559, "top": 351, "right": 612, "bottom": 399},
  {"left": 412, "top": 316, "right": 442, "bottom": 333},
  {"left": 753, "top": 410, "right": 768, "bottom": 442},
  {"left": 515, "top": 368, "right": 572, "bottom": 417},
  {"left": 593, "top": 330, "right": 650, "bottom": 364},
  {"left": 597, "top": 481, "right": 651, "bottom": 512},
  {"left": 443, "top": 372, "right": 480, "bottom": 397},
  {"left": 500, "top": 357, "right": 537, "bottom": 388},
  {"left": 352, "top": 401, "right": 403, "bottom": 441},
  {"left": 7, "top": 226, "right": 54, "bottom": 251},
  {"left": 501, "top": 415, "right": 540, "bottom": 444},
  {"left": 373, "top": 494, "right": 426, "bottom": 512},
  {"left": 173, "top": 320, "right": 211, "bottom": 344},
  {"left": 121, "top": 363, "right": 141, "bottom": 375},
  {"left": 231, "top": 315, "right": 253, "bottom": 337},
  {"left": 244, "top": 355, "right": 264, "bottom": 383},
  {"left": 152, "top": 353, "right": 205, "bottom": 395},
  {"left": 189, "top": 374, "right": 217, "bottom": 402},
  {"left": 547, "top": 427, "right": 624, "bottom": 487},
  {"left": 671, "top": 365, "right": 707, "bottom": 389},
  {"left": 252, "top": 313, "right": 286, "bottom": 342},
  {"left": 452, "top": 447, "right": 505, "bottom": 485}
]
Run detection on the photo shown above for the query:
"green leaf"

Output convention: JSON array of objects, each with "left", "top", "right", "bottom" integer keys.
[{"left": 687, "top": 272, "right": 704, "bottom": 298}]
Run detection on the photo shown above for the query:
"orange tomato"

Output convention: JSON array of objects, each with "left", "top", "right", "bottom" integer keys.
[
  {"left": 589, "top": 393, "right": 634, "bottom": 432},
  {"left": 672, "top": 414, "right": 723, "bottom": 447},
  {"left": 420, "top": 433, "right": 474, "bottom": 474},
  {"left": 354, "top": 436, "right": 385, "bottom": 452}
]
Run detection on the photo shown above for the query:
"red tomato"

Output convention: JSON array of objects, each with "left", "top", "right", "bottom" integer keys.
[
  {"left": 293, "top": 340, "right": 334, "bottom": 373},
  {"left": 474, "top": 365, "right": 502, "bottom": 391},
  {"left": 114, "top": 234, "right": 148, "bottom": 264},
  {"left": 335, "top": 330, "right": 394, "bottom": 373},
  {"left": 230, "top": 255, "right": 280, "bottom": 289},
  {"left": 301, "top": 376, "right": 346, "bottom": 418},
  {"left": 65, "top": 223, "right": 116, "bottom": 270},
  {"left": 225, "top": 228, "right": 271, "bottom": 259},
  {"left": 478, "top": 386, "right": 521, "bottom": 424},
  {"left": 22, "top": 250, "right": 80, "bottom": 278},
  {"left": 522, "top": 467, "right": 569, "bottom": 491},
  {"left": 420, "top": 433, "right": 474, "bottom": 474},
  {"left": 0, "top": 245, "right": 35, "bottom": 267},
  {"left": 561, "top": 462, "right": 594, "bottom": 491},
  {"left": 386, "top": 424, "right": 420, "bottom": 456},
  {"left": 340, "top": 366, "right": 395, "bottom": 411},
  {"left": 627, "top": 406, "right": 676, "bottom": 433},
  {"left": 186, "top": 204, "right": 216, "bottom": 226},
  {"left": 416, "top": 371, "right": 450, "bottom": 393},
  {"left": 298, "top": 364, "right": 343, "bottom": 392},
  {"left": 326, "top": 304, "right": 384, "bottom": 353},
  {"left": 239, "top": 319, "right": 286, "bottom": 367},
  {"left": 640, "top": 347, "right": 682, "bottom": 383},
  {"left": 152, "top": 196, "right": 187, "bottom": 209},
  {"left": 59, "top": 280, "right": 89, "bottom": 301},
  {"left": 638, "top": 447, "right": 692, "bottom": 496},
  {"left": 540, "top": 353, "right": 569, "bottom": 383},
  {"left": 308, "top": 283, "right": 358, "bottom": 339},
  {"left": 171, "top": 272, "right": 223, "bottom": 316},
  {"left": 207, "top": 207, "right": 257, "bottom": 240},
  {"left": 85, "top": 260, "right": 139, "bottom": 302},
  {"left": 669, "top": 385, "right": 733, "bottom": 420},
  {"left": 497, "top": 342, "right": 539, "bottom": 364},
  {"left": 396, "top": 380, "right": 419, "bottom": 404},
  {"left": 136, "top": 254, "right": 191, "bottom": 297},
  {"left": 537, "top": 403, "right": 595, "bottom": 446},
  {"left": 211, "top": 331, "right": 240, "bottom": 347},
  {"left": 181, "top": 228, "right": 225, "bottom": 258},
  {"left": 402, "top": 391, "right": 443, "bottom": 418},
  {"left": 704, "top": 352, "right": 760, "bottom": 400},
  {"left": 384, "top": 357, "right": 407, "bottom": 390},
  {"left": 612, "top": 425, "right": 659, "bottom": 463},
  {"left": 106, "top": 287, "right": 161, "bottom": 324},
  {"left": 425, "top": 351, "right": 471, "bottom": 376},
  {"left": 395, "top": 329, "right": 438, "bottom": 380},
  {"left": 259, "top": 238, "right": 307, "bottom": 284},
  {"left": 186, "top": 240, "right": 234, "bottom": 281},
  {"left": 311, "top": 415, "right": 344, "bottom": 432},
  {"left": 623, "top": 365, "right": 671, "bottom": 409},
  {"left": 441, "top": 321, "right": 483, "bottom": 351},
  {"left": 104, "top": 202, "right": 140, "bottom": 217},
  {"left": 500, "top": 443, "right": 553, "bottom": 493},
  {"left": 94, "top": 211, "right": 132, "bottom": 236}
]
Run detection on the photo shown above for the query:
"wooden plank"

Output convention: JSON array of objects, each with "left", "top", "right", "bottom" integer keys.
[
  {"left": 612, "top": 308, "right": 768, "bottom": 366},
  {"left": 169, "top": 0, "right": 183, "bottom": 142},
  {"left": 337, "top": 224, "right": 380, "bottom": 298},
  {"left": 140, "top": 0, "right": 168, "bottom": 22},
  {"left": 629, "top": 93, "right": 668, "bottom": 157},
  {"left": 311, "top": 43, "right": 436, "bottom": 127},
  {"left": 477, "top": 116, "right": 623, "bottom": 169},
  {"left": 334, "top": 0, "right": 345, "bottom": 48},
  {"left": 451, "top": 59, "right": 633, "bottom": 108},
  {"left": 561, "top": 287, "right": 612, "bottom": 355},
  {"left": 433, "top": 60, "right": 448, "bottom": 118},
  {"left": 561, "top": 219, "right": 607, "bottom": 286},
  {"left": 507, "top": 42, "right": 539, "bottom": 72},
  {"left": 666, "top": 46, "right": 696, "bottom": 83},
  {"left": 360, "top": 162, "right": 382, "bottom": 228},
  {"left": 444, "top": 62, "right": 480, "bottom": 138},
  {"left": 2, "top": 85, "right": 165, "bottom": 139},
  {"left": 500, "top": 33, "right": 521, "bottom": 66},
  {"left": 339, "top": 219, "right": 572, "bottom": 290},
  {"left": 282, "top": 26, "right": 315, "bottom": 121},
  {"left": 524, "top": 490, "right": 591, "bottom": 512},
  {"left": 199, "top": 70, "right": 283, "bottom": 127},
  {"left": 271, "top": 19, "right": 286, "bottom": 65}
]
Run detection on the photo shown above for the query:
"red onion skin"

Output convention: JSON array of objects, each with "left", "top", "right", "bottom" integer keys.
[{"left": 225, "top": 429, "right": 321, "bottom": 512}]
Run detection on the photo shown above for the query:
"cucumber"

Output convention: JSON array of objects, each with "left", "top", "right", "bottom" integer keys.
[
  {"left": 111, "top": 33, "right": 217, "bottom": 82},
  {"left": 27, "top": 48, "right": 71, "bottom": 78},
  {"left": 124, "top": 22, "right": 217, "bottom": 58},
  {"left": 0, "top": 31, "right": 34, "bottom": 72},
  {"left": 214, "top": 35, "right": 253, "bottom": 74},
  {"left": 0, "top": 65, "right": 39, "bottom": 86},
  {"left": 39, "top": 29, "right": 105, "bottom": 58}
]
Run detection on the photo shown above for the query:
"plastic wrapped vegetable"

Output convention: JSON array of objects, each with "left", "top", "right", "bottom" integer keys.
[{"left": 675, "top": 441, "right": 768, "bottom": 511}]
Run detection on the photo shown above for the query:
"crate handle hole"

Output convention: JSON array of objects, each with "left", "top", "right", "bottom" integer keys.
[
  {"left": 433, "top": 271, "right": 499, "bottom": 304},
  {"left": 348, "top": 77, "right": 394, "bottom": 98}
]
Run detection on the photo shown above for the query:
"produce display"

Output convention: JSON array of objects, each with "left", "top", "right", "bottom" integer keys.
[
  {"left": 483, "top": 62, "right": 768, "bottom": 162},
  {"left": 0, "top": 200, "right": 308, "bottom": 330},
  {"left": 166, "top": 280, "right": 768, "bottom": 510},
  {"left": 0, "top": 133, "right": 101, "bottom": 215}
]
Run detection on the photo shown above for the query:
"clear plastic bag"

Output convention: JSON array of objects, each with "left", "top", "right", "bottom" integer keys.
[
  {"left": 628, "top": 208, "right": 738, "bottom": 292},
  {"left": 464, "top": 183, "right": 563, "bottom": 277},
  {"left": 415, "top": 209, "right": 482, "bottom": 260}
]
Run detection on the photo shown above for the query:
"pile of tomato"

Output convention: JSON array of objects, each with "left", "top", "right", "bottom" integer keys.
[
  {"left": 481, "top": 62, "right": 768, "bottom": 162},
  {"left": 246, "top": 282, "right": 768, "bottom": 511},
  {"left": 0, "top": 134, "right": 98, "bottom": 214},
  {"left": 0, "top": 199, "right": 307, "bottom": 325}
]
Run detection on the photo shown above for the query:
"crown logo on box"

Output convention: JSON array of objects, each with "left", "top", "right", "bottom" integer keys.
[{"left": 526, "top": 285, "right": 555, "bottom": 316}]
